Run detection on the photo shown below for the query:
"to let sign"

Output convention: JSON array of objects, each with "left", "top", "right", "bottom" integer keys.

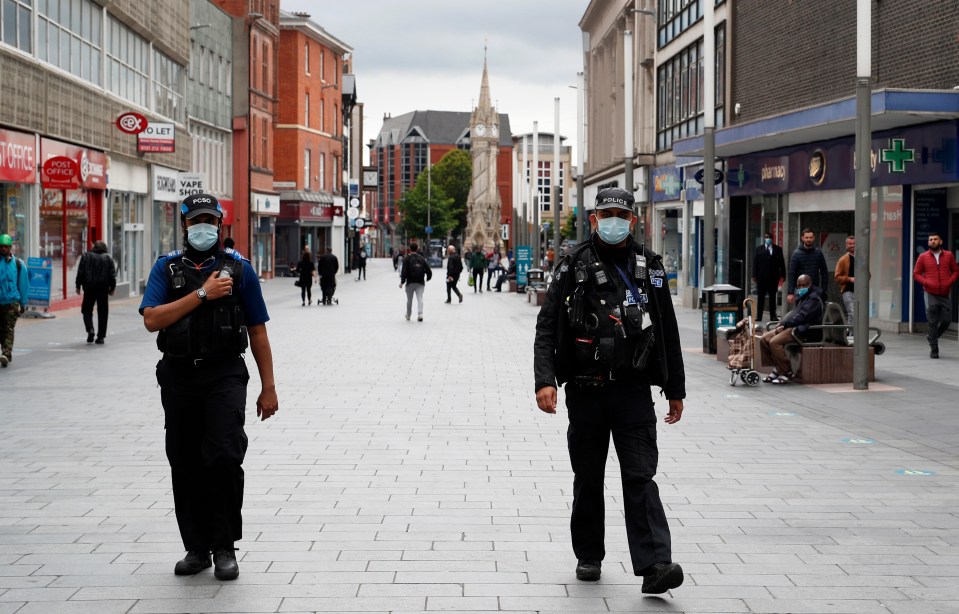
[
  {"left": 41, "top": 156, "right": 80, "bottom": 189},
  {"left": 138, "top": 122, "right": 176, "bottom": 153}
]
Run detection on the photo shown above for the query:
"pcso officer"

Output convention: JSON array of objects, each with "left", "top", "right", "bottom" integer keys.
[
  {"left": 139, "top": 193, "right": 278, "bottom": 581},
  {"left": 533, "top": 187, "right": 686, "bottom": 594}
]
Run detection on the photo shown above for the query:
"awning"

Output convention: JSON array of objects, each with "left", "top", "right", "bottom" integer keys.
[{"left": 673, "top": 89, "right": 959, "bottom": 159}]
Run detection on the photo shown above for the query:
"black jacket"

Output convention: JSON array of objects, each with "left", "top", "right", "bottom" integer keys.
[
  {"left": 446, "top": 254, "right": 463, "bottom": 280},
  {"left": 76, "top": 246, "right": 116, "bottom": 291},
  {"left": 788, "top": 245, "right": 828, "bottom": 294},
  {"left": 753, "top": 243, "right": 786, "bottom": 286},
  {"left": 296, "top": 258, "right": 315, "bottom": 284},
  {"left": 781, "top": 286, "right": 824, "bottom": 338},
  {"left": 317, "top": 253, "right": 339, "bottom": 277},
  {"left": 533, "top": 234, "right": 686, "bottom": 400},
  {"left": 401, "top": 252, "right": 432, "bottom": 284}
]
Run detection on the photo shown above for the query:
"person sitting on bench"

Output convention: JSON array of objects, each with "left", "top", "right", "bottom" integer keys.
[{"left": 759, "top": 274, "right": 824, "bottom": 385}]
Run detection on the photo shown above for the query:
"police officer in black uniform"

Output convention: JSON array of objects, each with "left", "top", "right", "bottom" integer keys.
[
  {"left": 533, "top": 187, "right": 686, "bottom": 594},
  {"left": 140, "top": 193, "right": 278, "bottom": 581}
]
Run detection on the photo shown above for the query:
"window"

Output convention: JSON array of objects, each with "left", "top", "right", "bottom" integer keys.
[
  {"left": 319, "top": 153, "right": 325, "bottom": 191},
  {"left": 333, "top": 104, "right": 338, "bottom": 137},
  {"left": 658, "top": 0, "right": 724, "bottom": 48},
  {"left": 260, "top": 40, "right": 268, "bottom": 91},
  {"left": 319, "top": 98, "right": 325, "bottom": 132},
  {"left": 304, "top": 93, "right": 310, "bottom": 127},
  {"left": 39, "top": 0, "right": 103, "bottom": 85},
  {"left": 304, "top": 149, "right": 311, "bottom": 189},
  {"left": 154, "top": 49, "right": 185, "bottom": 123},
  {"left": 105, "top": 16, "right": 148, "bottom": 107},
  {"left": 1, "top": 0, "right": 32, "bottom": 52},
  {"left": 320, "top": 49, "right": 325, "bottom": 81},
  {"left": 304, "top": 42, "right": 309, "bottom": 74},
  {"left": 656, "top": 28, "right": 724, "bottom": 151},
  {"left": 332, "top": 156, "right": 338, "bottom": 193},
  {"left": 260, "top": 116, "right": 268, "bottom": 169}
]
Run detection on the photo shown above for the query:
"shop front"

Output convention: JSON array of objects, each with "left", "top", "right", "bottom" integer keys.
[
  {"left": 251, "top": 191, "right": 279, "bottom": 278},
  {"left": 726, "top": 120, "right": 959, "bottom": 332},
  {"left": 39, "top": 138, "right": 107, "bottom": 305},
  {"left": 106, "top": 158, "right": 149, "bottom": 298},
  {"left": 276, "top": 193, "right": 335, "bottom": 276},
  {"left": 0, "top": 127, "right": 36, "bottom": 254},
  {"left": 151, "top": 165, "right": 180, "bottom": 264},
  {"left": 652, "top": 166, "right": 689, "bottom": 300}
]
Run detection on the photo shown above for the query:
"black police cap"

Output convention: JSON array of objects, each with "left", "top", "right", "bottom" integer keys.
[
  {"left": 180, "top": 193, "right": 223, "bottom": 219},
  {"left": 594, "top": 187, "right": 635, "bottom": 211}
]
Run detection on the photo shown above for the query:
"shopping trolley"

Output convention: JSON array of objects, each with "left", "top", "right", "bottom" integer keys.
[{"left": 725, "top": 298, "right": 761, "bottom": 387}]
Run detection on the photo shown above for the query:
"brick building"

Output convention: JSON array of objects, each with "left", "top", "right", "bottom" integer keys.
[
  {"left": 212, "top": 0, "right": 279, "bottom": 277},
  {"left": 273, "top": 10, "right": 352, "bottom": 276},
  {"left": 372, "top": 109, "right": 513, "bottom": 255}
]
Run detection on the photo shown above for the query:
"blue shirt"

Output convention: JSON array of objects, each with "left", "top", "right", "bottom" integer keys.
[
  {"left": 139, "top": 250, "right": 270, "bottom": 326},
  {"left": 0, "top": 257, "right": 28, "bottom": 307}
]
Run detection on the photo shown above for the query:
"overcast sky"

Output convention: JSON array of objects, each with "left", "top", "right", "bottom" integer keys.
[{"left": 281, "top": 0, "right": 587, "bottom": 164}]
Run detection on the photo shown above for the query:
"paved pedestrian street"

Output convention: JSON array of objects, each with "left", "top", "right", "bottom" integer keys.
[{"left": 2, "top": 257, "right": 958, "bottom": 614}]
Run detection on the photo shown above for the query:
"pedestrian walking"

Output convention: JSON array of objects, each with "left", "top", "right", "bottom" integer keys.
[
  {"left": 317, "top": 247, "right": 339, "bottom": 305},
  {"left": 355, "top": 247, "right": 367, "bottom": 280},
  {"left": 913, "top": 232, "right": 958, "bottom": 359},
  {"left": 295, "top": 248, "right": 316, "bottom": 306},
  {"left": 468, "top": 246, "right": 487, "bottom": 293},
  {"left": 75, "top": 240, "right": 117, "bottom": 344},
  {"left": 533, "top": 187, "right": 686, "bottom": 595},
  {"left": 834, "top": 236, "right": 856, "bottom": 327},
  {"left": 486, "top": 250, "right": 500, "bottom": 291},
  {"left": 0, "top": 234, "right": 28, "bottom": 368},
  {"left": 787, "top": 228, "right": 829, "bottom": 304},
  {"left": 752, "top": 232, "right": 786, "bottom": 321},
  {"left": 139, "top": 194, "right": 278, "bottom": 581},
  {"left": 399, "top": 241, "right": 432, "bottom": 321},
  {"left": 445, "top": 245, "right": 464, "bottom": 304}
]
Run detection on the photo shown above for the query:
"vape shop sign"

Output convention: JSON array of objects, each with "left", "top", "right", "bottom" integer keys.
[{"left": 138, "top": 122, "right": 176, "bottom": 153}]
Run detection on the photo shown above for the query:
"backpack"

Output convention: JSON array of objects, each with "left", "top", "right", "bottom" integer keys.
[{"left": 406, "top": 254, "right": 427, "bottom": 283}]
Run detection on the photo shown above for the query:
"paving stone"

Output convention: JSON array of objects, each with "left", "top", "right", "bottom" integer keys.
[{"left": 3, "top": 260, "right": 959, "bottom": 612}]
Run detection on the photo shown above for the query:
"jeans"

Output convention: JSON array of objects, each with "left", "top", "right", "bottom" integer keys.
[
  {"left": 842, "top": 291, "right": 855, "bottom": 328},
  {"left": 925, "top": 292, "right": 952, "bottom": 348},
  {"left": 405, "top": 283, "right": 425, "bottom": 317}
]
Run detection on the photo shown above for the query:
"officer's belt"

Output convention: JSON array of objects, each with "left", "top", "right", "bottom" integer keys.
[{"left": 162, "top": 353, "right": 242, "bottom": 366}]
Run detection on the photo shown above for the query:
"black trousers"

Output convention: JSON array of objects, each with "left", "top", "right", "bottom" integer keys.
[
  {"left": 300, "top": 282, "right": 312, "bottom": 303},
  {"left": 356, "top": 264, "right": 366, "bottom": 280},
  {"left": 756, "top": 283, "right": 779, "bottom": 320},
  {"left": 157, "top": 356, "right": 249, "bottom": 552},
  {"left": 447, "top": 277, "right": 462, "bottom": 301},
  {"left": 565, "top": 381, "right": 672, "bottom": 574},
  {"left": 472, "top": 269, "right": 484, "bottom": 292},
  {"left": 80, "top": 284, "right": 109, "bottom": 338}
]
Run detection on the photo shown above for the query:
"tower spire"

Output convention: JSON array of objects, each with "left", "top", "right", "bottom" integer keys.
[{"left": 478, "top": 50, "right": 492, "bottom": 112}]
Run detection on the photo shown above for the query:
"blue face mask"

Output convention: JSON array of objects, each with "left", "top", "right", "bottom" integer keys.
[
  {"left": 187, "top": 223, "right": 219, "bottom": 251},
  {"left": 596, "top": 216, "right": 632, "bottom": 245},
  {"left": 764, "top": 238, "right": 772, "bottom": 246},
  {"left": 796, "top": 287, "right": 809, "bottom": 297}
]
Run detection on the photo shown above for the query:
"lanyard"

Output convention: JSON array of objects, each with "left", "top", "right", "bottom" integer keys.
[{"left": 613, "top": 262, "right": 642, "bottom": 302}]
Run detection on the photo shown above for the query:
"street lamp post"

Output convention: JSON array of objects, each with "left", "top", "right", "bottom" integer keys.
[
  {"left": 703, "top": 0, "right": 716, "bottom": 289},
  {"left": 853, "top": 0, "right": 872, "bottom": 390}
]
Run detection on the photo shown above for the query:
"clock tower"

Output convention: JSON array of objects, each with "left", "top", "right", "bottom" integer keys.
[{"left": 464, "top": 58, "right": 502, "bottom": 252}]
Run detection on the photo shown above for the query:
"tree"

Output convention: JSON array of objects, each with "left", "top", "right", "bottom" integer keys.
[
  {"left": 561, "top": 213, "right": 578, "bottom": 240},
  {"left": 397, "top": 168, "right": 455, "bottom": 243},
  {"left": 430, "top": 150, "right": 472, "bottom": 239}
]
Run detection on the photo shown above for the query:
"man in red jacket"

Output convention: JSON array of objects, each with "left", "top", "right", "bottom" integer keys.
[{"left": 913, "top": 232, "right": 958, "bottom": 359}]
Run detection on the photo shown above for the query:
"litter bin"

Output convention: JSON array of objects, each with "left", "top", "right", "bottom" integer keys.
[
  {"left": 527, "top": 268, "right": 546, "bottom": 290},
  {"left": 702, "top": 284, "right": 742, "bottom": 354}
]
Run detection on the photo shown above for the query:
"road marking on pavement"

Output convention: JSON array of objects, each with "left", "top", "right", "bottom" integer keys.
[
  {"left": 841, "top": 437, "right": 876, "bottom": 444},
  {"left": 895, "top": 469, "right": 936, "bottom": 476},
  {"left": 724, "top": 393, "right": 743, "bottom": 399},
  {"left": 768, "top": 411, "right": 796, "bottom": 416}
]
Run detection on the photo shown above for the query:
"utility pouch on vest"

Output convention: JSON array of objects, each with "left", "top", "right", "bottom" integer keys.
[
  {"left": 597, "top": 337, "right": 615, "bottom": 368},
  {"left": 624, "top": 302, "right": 644, "bottom": 330},
  {"left": 632, "top": 326, "right": 656, "bottom": 370},
  {"left": 568, "top": 285, "right": 585, "bottom": 328},
  {"left": 573, "top": 337, "right": 596, "bottom": 371},
  {"left": 158, "top": 316, "right": 192, "bottom": 357}
]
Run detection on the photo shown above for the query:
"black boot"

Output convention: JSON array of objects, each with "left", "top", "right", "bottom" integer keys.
[
  {"left": 639, "top": 562, "right": 684, "bottom": 594},
  {"left": 213, "top": 548, "right": 239, "bottom": 581},
  {"left": 174, "top": 550, "right": 211, "bottom": 575},
  {"left": 575, "top": 559, "right": 601, "bottom": 581}
]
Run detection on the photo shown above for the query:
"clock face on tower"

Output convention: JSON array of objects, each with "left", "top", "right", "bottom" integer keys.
[{"left": 474, "top": 123, "right": 487, "bottom": 137}]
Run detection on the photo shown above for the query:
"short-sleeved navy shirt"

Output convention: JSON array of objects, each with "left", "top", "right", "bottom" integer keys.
[{"left": 139, "top": 249, "right": 270, "bottom": 326}]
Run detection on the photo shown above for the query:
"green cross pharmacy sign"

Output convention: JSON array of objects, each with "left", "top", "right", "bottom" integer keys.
[{"left": 880, "top": 138, "right": 915, "bottom": 173}]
